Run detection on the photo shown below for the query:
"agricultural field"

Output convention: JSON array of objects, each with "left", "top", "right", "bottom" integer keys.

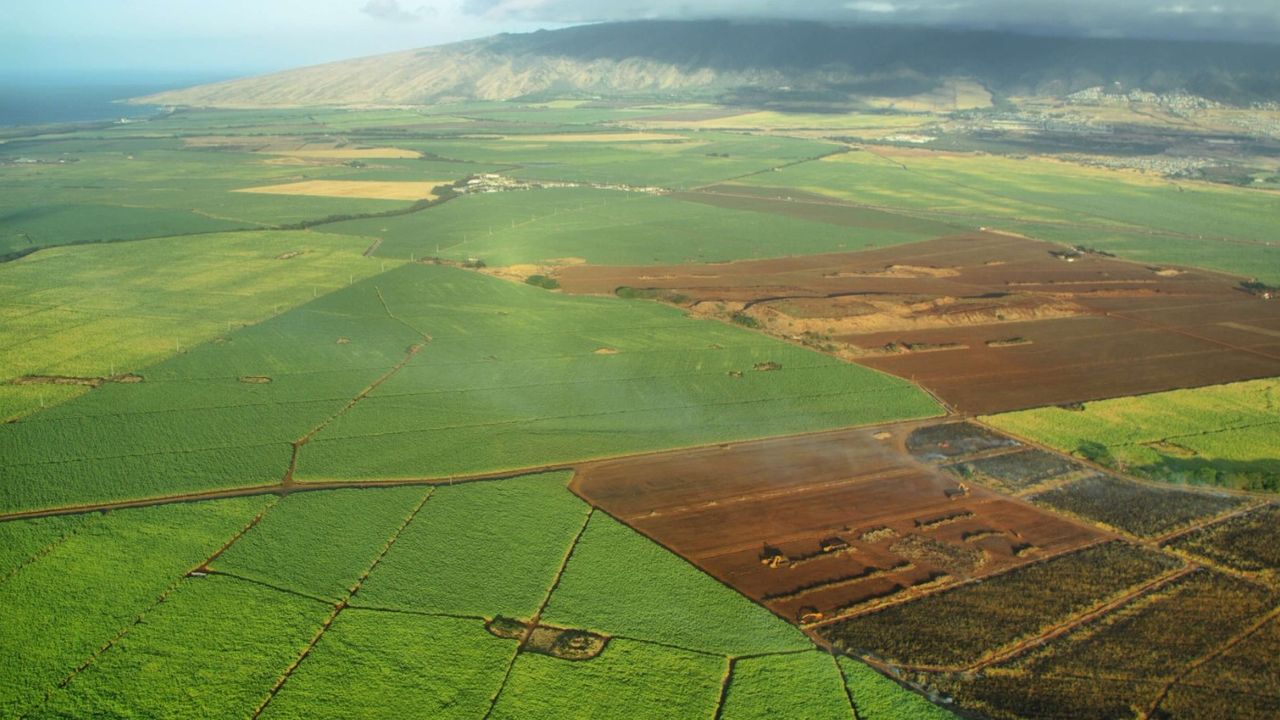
[
  {"left": 558, "top": 232, "right": 1280, "bottom": 414},
  {"left": 3, "top": 95, "right": 1279, "bottom": 720},
  {"left": 0, "top": 230, "right": 388, "bottom": 420},
  {"left": 1166, "top": 504, "right": 1280, "bottom": 581},
  {"left": 986, "top": 377, "right": 1280, "bottom": 491},
  {"left": 571, "top": 422, "right": 1105, "bottom": 627},
  {"left": 318, "top": 187, "right": 946, "bottom": 266},
  {"left": 821, "top": 541, "right": 1182, "bottom": 669},
  {"left": 1027, "top": 473, "right": 1250, "bottom": 538},
  {"left": 731, "top": 148, "right": 1280, "bottom": 281}
]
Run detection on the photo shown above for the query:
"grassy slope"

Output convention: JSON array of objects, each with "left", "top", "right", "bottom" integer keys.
[
  {"left": 0, "top": 230, "right": 389, "bottom": 421},
  {"left": 319, "top": 187, "right": 936, "bottom": 266},
  {"left": 985, "top": 377, "right": 1280, "bottom": 491},
  {"left": 297, "top": 264, "right": 940, "bottom": 480}
]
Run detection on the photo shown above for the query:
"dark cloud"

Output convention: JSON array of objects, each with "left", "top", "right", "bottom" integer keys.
[
  {"left": 361, "top": 0, "right": 434, "bottom": 22},
  {"left": 461, "top": 0, "right": 1280, "bottom": 43}
]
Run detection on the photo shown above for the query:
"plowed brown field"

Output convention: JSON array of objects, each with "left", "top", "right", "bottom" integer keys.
[
  {"left": 570, "top": 421, "right": 1105, "bottom": 625},
  {"left": 559, "top": 232, "right": 1280, "bottom": 413}
]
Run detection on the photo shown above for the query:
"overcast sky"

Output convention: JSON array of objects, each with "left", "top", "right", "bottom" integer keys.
[{"left": 4, "top": 0, "right": 1278, "bottom": 80}]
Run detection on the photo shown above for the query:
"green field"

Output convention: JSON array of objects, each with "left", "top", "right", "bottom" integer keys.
[
  {"left": 0, "top": 136, "right": 461, "bottom": 256},
  {"left": 0, "top": 476, "right": 956, "bottom": 718},
  {"left": 4, "top": 100, "right": 1277, "bottom": 719},
  {"left": 353, "top": 472, "right": 589, "bottom": 618},
  {"left": 985, "top": 378, "right": 1280, "bottom": 491},
  {"left": 721, "top": 652, "right": 852, "bottom": 720},
  {"left": 733, "top": 149, "right": 1280, "bottom": 282},
  {"left": 0, "top": 230, "right": 388, "bottom": 420},
  {"left": 318, "top": 187, "right": 941, "bottom": 266},
  {"left": 0, "top": 261, "right": 937, "bottom": 514},
  {"left": 0, "top": 498, "right": 270, "bottom": 717}
]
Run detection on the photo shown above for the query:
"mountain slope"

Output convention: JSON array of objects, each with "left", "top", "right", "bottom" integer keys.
[{"left": 138, "top": 20, "right": 1280, "bottom": 108}]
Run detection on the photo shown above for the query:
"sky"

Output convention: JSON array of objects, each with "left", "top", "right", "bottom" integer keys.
[{"left": 4, "top": 0, "right": 1278, "bottom": 81}]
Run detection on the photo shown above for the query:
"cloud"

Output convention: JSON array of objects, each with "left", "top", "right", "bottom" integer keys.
[
  {"left": 459, "top": 0, "right": 1280, "bottom": 42},
  {"left": 361, "top": 0, "right": 433, "bottom": 22}
]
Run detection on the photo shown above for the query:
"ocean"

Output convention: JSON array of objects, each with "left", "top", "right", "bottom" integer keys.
[{"left": 0, "top": 74, "right": 227, "bottom": 127}]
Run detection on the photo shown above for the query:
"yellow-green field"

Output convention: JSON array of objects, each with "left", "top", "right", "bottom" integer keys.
[
  {"left": 984, "top": 378, "right": 1280, "bottom": 491},
  {"left": 0, "top": 231, "right": 387, "bottom": 420}
]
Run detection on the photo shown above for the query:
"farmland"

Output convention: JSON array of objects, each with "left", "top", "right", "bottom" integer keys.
[
  {"left": 318, "top": 187, "right": 946, "bottom": 266},
  {"left": 0, "top": 230, "right": 388, "bottom": 420},
  {"left": 985, "top": 377, "right": 1280, "bottom": 491},
  {"left": 731, "top": 148, "right": 1280, "bottom": 282},
  {"left": 3, "top": 93, "right": 1279, "bottom": 720},
  {"left": 558, "top": 232, "right": 1280, "bottom": 414}
]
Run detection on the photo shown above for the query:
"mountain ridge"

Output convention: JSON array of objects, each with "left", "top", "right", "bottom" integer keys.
[{"left": 136, "top": 19, "right": 1280, "bottom": 108}]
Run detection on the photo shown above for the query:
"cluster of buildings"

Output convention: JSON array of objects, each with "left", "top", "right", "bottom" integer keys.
[{"left": 454, "top": 173, "right": 665, "bottom": 195}]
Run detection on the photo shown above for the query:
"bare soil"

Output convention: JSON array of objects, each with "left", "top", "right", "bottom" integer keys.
[
  {"left": 559, "top": 232, "right": 1280, "bottom": 413},
  {"left": 570, "top": 420, "right": 1104, "bottom": 625}
]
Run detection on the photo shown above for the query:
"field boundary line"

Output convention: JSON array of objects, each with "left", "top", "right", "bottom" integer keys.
[
  {"left": 0, "top": 514, "right": 103, "bottom": 586},
  {"left": 832, "top": 653, "right": 863, "bottom": 720},
  {"left": 960, "top": 563, "right": 1199, "bottom": 673},
  {"left": 251, "top": 487, "right": 435, "bottom": 718},
  {"left": 969, "top": 416, "right": 1276, "bottom": 502},
  {"left": 203, "top": 570, "right": 336, "bottom": 606},
  {"left": 341, "top": 604, "right": 489, "bottom": 623},
  {"left": 1145, "top": 604, "right": 1280, "bottom": 719},
  {"left": 284, "top": 338, "right": 428, "bottom": 485},
  {"left": 16, "top": 497, "right": 279, "bottom": 720},
  {"left": 711, "top": 657, "right": 735, "bottom": 720},
  {"left": 803, "top": 535, "right": 1116, "bottom": 631},
  {"left": 482, "top": 506, "right": 595, "bottom": 720},
  {"left": 2, "top": 417, "right": 946, "bottom": 523}
]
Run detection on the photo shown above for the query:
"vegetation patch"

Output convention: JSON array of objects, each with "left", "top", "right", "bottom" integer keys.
[{"left": 984, "top": 378, "right": 1280, "bottom": 492}]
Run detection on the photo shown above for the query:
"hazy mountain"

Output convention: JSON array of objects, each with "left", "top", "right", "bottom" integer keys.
[{"left": 136, "top": 20, "right": 1280, "bottom": 108}]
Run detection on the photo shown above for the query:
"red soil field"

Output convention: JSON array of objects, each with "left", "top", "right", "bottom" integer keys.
[
  {"left": 558, "top": 232, "right": 1280, "bottom": 413},
  {"left": 570, "top": 421, "right": 1105, "bottom": 626}
]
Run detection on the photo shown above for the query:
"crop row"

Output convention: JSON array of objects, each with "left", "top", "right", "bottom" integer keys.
[
  {"left": 822, "top": 541, "right": 1181, "bottom": 668},
  {"left": 1029, "top": 474, "right": 1248, "bottom": 538}
]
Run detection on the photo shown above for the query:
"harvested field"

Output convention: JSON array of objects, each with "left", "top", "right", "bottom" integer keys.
[
  {"left": 951, "top": 448, "right": 1089, "bottom": 494},
  {"left": 821, "top": 541, "right": 1182, "bottom": 669},
  {"left": 906, "top": 421, "right": 1020, "bottom": 461},
  {"left": 570, "top": 421, "right": 1105, "bottom": 627},
  {"left": 1029, "top": 474, "right": 1251, "bottom": 538},
  {"left": 1166, "top": 504, "right": 1280, "bottom": 581},
  {"left": 559, "top": 232, "right": 1280, "bottom": 413},
  {"left": 234, "top": 180, "right": 446, "bottom": 201}
]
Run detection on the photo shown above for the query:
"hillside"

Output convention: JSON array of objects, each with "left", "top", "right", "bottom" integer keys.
[{"left": 137, "top": 20, "right": 1280, "bottom": 109}]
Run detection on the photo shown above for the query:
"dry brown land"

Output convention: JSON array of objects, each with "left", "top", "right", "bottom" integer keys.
[
  {"left": 559, "top": 232, "right": 1280, "bottom": 413},
  {"left": 570, "top": 421, "right": 1105, "bottom": 625}
]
